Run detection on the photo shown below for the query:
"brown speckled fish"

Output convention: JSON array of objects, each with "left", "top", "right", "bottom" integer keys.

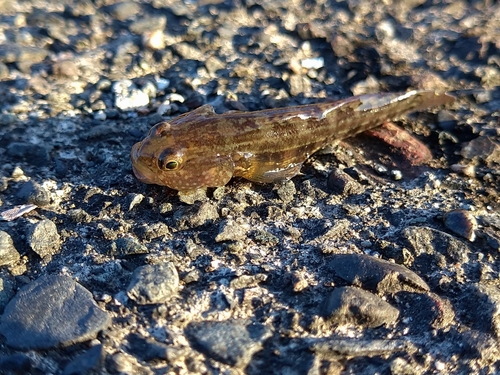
[{"left": 131, "top": 90, "right": 454, "bottom": 191}]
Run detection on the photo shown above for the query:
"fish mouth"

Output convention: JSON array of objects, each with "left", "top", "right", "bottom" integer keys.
[
  {"left": 131, "top": 164, "right": 151, "bottom": 183},
  {"left": 131, "top": 142, "right": 156, "bottom": 184}
]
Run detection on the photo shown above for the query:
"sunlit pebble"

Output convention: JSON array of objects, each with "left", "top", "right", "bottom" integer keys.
[
  {"left": 165, "top": 93, "right": 185, "bottom": 103},
  {"left": 157, "top": 102, "right": 178, "bottom": 116},
  {"left": 94, "top": 110, "right": 106, "bottom": 121},
  {"left": 443, "top": 209, "right": 477, "bottom": 242},
  {"left": 143, "top": 30, "right": 166, "bottom": 50},
  {"left": 300, "top": 57, "right": 324, "bottom": 70},
  {"left": 435, "top": 361, "right": 446, "bottom": 371},
  {"left": 391, "top": 170, "right": 403, "bottom": 180},
  {"left": 451, "top": 163, "right": 476, "bottom": 177},
  {"left": 155, "top": 77, "right": 170, "bottom": 91},
  {"left": 374, "top": 164, "right": 388, "bottom": 175}
]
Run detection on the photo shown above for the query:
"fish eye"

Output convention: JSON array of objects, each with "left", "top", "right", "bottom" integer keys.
[
  {"left": 165, "top": 161, "right": 179, "bottom": 170},
  {"left": 158, "top": 149, "right": 181, "bottom": 170}
]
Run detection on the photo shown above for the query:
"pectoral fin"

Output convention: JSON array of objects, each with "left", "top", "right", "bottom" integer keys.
[{"left": 241, "top": 161, "right": 304, "bottom": 184}]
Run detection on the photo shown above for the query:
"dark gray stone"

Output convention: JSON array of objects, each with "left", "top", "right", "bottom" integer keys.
[
  {"left": 27, "top": 219, "right": 61, "bottom": 258},
  {"left": 126, "top": 333, "right": 179, "bottom": 362},
  {"left": 215, "top": 219, "right": 248, "bottom": 242},
  {"left": 461, "top": 136, "right": 500, "bottom": 164},
  {"left": 327, "top": 168, "right": 364, "bottom": 195},
  {"left": 175, "top": 201, "right": 219, "bottom": 229},
  {"left": 134, "top": 222, "right": 170, "bottom": 241},
  {"left": 0, "top": 275, "right": 110, "bottom": 350},
  {"left": 127, "top": 262, "right": 179, "bottom": 304},
  {"left": 0, "top": 231, "right": 21, "bottom": 267},
  {"left": 67, "top": 209, "right": 93, "bottom": 223},
  {"left": 437, "top": 109, "right": 459, "bottom": 131},
  {"left": 253, "top": 230, "right": 279, "bottom": 246},
  {"left": 322, "top": 286, "right": 399, "bottom": 328},
  {"left": 329, "top": 254, "right": 429, "bottom": 294},
  {"left": 185, "top": 320, "right": 271, "bottom": 368},
  {"left": 0, "top": 275, "right": 15, "bottom": 313},
  {"left": 16, "top": 180, "right": 50, "bottom": 206},
  {"left": 0, "top": 353, "right": 32, "bottom": 374},
  {"left": 461, "top": 283, "right": 500, "bottom": 339},
  {"left": 6, "top": 142, "right": 50, "bottom": 167},
  {"left": 63, "top": 345, "right": 104, "bottom": 375},
  {"left": 110, "top": 237, "right": 148, "bottom": 257},
  {"left": 396, "top": 292, "right": 455, "bottom": 330},
  {"left": 401, "top": 226, "right": 470, "bottom": 263}
]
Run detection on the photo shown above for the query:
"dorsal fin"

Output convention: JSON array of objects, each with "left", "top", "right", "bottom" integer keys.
[{"left": 169, "top": 105, "right": 215, "bottom": 126}]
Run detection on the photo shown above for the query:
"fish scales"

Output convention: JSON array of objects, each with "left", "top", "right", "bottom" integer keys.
[{"left": 131, "top": 90, "right": 454, "bottom": 191}]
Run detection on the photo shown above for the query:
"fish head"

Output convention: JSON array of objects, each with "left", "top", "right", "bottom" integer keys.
[{"left": 131, "top": 120, "right": 234, "bottom": 191}]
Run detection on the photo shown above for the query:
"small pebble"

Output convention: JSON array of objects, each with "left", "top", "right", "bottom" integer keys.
[
  {"left": 110, "top": 237, "right": 148, "bottom": 256},
  {"left": 300, "top": 57, "right": 324, "bottom": 70},
  {"left": 391, "top": 170, "right": 403, "bottom": 180},
  {"left": 127, "top": 262, "right": 179, "bottom": 305},
  {"left": 327, "top": 168, "right": 364, "bottom": 195},
  {"left": 0, "top": 231, "right": 21, "bottom": 267},
  {"left": 112, "top": 80, "right": 150, "bottom": 111},
  {"left": 450, "top": 164, "right": 476, "bottom": 177},
  {"left": 276, "top": 180, "right": 296, "bottom": 203},
  {"left": 27, "top": 220, "right": 61, "bottom": 258},
  {"left": 437, "top": 110, "right": 458, "bottom": 131},
  {"left": 322, "top": 286, "right": 399, "bottom": 328},
  {"left": 443, "top": 210, "right": 477, "bottom": 242},
  {"left": 216, "top": 219, "right": 248, "bottom": 242},
  {"left": 16, "top": 181, "right": 50, "bottom": 206}
]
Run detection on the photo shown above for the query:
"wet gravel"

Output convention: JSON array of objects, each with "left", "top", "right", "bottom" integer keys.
[{"left": 0, "top": 0, "right": 499, "bottom": 374}]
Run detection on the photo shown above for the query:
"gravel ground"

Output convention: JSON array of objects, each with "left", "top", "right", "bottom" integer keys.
[{"left": 0, "top": 0, "right": 499, "bottom": 374}]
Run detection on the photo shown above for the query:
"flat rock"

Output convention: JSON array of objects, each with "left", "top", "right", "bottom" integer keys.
[
  {"left": 0, "top": 275, "right": 15, "bottom": 313},
  {"left": 63, "top": 344, "right": 104, "bottom": 375},
  {"left": 461, "top": 283, "right": 500, "bottom": 339},
  {"left": 322, "top": 286, "right": 400, "bottom": 328},
  {"left": 6, "top": 142, "right": 50, "bottom": 167},
  {"left": 125, "top": 333, "right": 185, "bottom": 362},
  {"left": 0, "top": 353, "right": 33, "bottom": 374},
  {"left": 401, "top": 226, "right": 470, "bottom": 263},
  {"left": 328, "top": 254, "right": 429, "bottom": 294},
  {"left": 311, "top": 338, "right": 416, "bottom": 358},
  {"left": 185, "top": 320, "right": 271, "bottom": 368},
  {"left": 396, "top": 291, "right": 455, "bottom": 330},
  {"left": 0, "top": 275, "right": 110, "bottom": 350},
  {"left": 127, "top": 262, "right": 179, "bottom": 304},
  {"left": 461, "top": 136, "right": 500, "bottom": 164}
]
